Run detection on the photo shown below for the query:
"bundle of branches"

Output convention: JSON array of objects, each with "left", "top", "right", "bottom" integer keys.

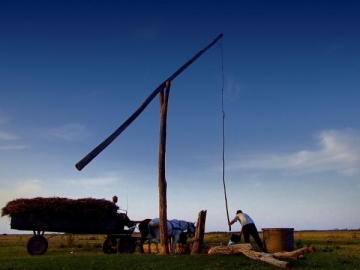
[{"left": 1, "top": 197, "right": 119, "bottom": 223}]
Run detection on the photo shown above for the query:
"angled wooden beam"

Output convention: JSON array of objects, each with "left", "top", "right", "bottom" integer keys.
[{"left": 75, "top": 33, "right": 223, "bottom": 171}]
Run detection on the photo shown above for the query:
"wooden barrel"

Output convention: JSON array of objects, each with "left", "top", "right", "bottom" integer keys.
[{"left": 262, "top": 228, "right": 294, "bottom": 253}]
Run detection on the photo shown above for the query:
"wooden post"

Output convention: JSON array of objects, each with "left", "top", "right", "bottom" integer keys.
[
  {"left": 191, "top": 210, "right": 207, "bottom": 255},
  {"left": 158, "top": 81, "right": 171, "bottom": 254}
]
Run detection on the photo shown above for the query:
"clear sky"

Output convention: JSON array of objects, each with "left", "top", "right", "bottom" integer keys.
[{"left": 1, "top": 0, "right": 359, "bottom": 234}]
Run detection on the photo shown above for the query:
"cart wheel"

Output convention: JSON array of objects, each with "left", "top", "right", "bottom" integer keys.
[
  {"left": 117, "top": 236, "right": 136, "bottom": 254},
  {"left": 102, "top": 239, "right": 117, "bottom": 254},
  {"left": 27, "top": 235, "right": 48, "bottom": 255}
]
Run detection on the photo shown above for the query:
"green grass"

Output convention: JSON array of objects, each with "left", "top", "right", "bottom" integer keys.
[{"left": 0, "top": 230, "right": 359, "bottom": 269}]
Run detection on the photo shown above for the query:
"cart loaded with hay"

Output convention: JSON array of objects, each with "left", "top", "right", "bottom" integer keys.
[{"left": 1, "top": 197, "right": 141, "bottom": 255}]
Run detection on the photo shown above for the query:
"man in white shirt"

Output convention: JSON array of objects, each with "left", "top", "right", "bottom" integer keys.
[{"left": 228, "top": 210, "right": 264, "bottom": 251}]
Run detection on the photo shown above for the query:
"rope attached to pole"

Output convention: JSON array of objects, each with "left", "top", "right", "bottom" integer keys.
[{"left": 219, "top": 37, "right": 231, "bottom": 232}]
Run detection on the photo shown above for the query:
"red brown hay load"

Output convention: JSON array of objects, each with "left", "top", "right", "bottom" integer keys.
[{"left": 2, "top": 197, "right": 118, "bottom": 221}]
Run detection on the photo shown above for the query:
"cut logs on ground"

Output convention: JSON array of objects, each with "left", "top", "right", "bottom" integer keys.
[{"left": 208, "top": 244, "right": 315, "bottom": 269}]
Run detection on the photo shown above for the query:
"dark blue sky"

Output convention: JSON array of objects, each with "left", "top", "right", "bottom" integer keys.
[{"left": 1, "top": 0, "right": 360, "bottom": 233}]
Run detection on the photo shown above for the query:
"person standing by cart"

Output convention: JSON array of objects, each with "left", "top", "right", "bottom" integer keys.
[
  {"left": 112, "top": 195, "right": 118, "bottom": 205},
  {"left": 111, "top": 195, "right": 133, "bottom": 230},
  {"left": 228, "top": 210, "right": 264, "bottom": 251}
]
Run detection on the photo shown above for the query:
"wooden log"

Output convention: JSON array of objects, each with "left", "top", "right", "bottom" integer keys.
[
  {"left": 191, "top": 210, "right": 207, "bottom": 255},
  {"left": 208, "top": 243, "right": 254, "bottom": 254},
  {"left": 272, "top": 246, "right": 316, "bottom": 260},
  {"left": 208, "top": 244, "right": 290, "bottom": 269},
  {"left": 208, "top": 244, "right": 315, "bottom": 268},
  {"left": 242, "top": 250, "right": 290, "bottom": 269}
]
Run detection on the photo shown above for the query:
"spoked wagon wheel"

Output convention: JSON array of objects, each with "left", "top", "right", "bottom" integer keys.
[
  {"left": 102, "top": 239, "right": 117, "bottom": 254},
  {"left": 27, "top": 235, "right": 48, "bottom": 255},
  {"left": 117, "top": 236, "right": 136, "bottom": 254}
]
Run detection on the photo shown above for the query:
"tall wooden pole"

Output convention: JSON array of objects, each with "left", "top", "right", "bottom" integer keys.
[
  {"left": 74, "top": 33, "right": 224, "bottom": 255},
  {"left": 158, "top": 81, "right": 170, "bottom": 254}
]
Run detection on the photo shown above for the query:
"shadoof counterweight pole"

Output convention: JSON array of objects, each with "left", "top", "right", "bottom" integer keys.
[{"left": 75, "top": 33, "right": 223, "bottom": 171}]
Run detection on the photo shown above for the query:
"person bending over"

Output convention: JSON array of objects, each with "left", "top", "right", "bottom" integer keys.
[{"left": 228, "top": 210, "right": 264, "bottom": 251}]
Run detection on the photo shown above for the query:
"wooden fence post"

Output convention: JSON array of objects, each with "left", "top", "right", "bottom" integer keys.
[{"left": 191, "top": 210, "right": 207, "bottom": 255}]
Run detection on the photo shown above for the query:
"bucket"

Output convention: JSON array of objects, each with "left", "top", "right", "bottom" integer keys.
[{"left": 262, "top": 228, "right": 294, "bottom": 253}]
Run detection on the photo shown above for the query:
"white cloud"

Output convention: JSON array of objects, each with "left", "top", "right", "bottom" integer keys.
[
  {"left": 64, "top": 172, "right": 122, "bottom": 187},
  {"left": 0, "top": 180, "right": 44, "bottom": 203},
  {"left": 0, "top": 114, "right": 31, "bottom": 151},
  {"left": 0, "top": 131, "right": 18, "bottom": 141},
  {"left": 45, "top": 123, "right": 87, "bottom": 141},
  {"left": 0, "top": 144, "right": 30, "bottom": 150},
  {"left": 228, "top": 129, "right": 360, "bottom": 176},
  {"left": 0, "top": 124, "right": 28, "bottom": 151}
]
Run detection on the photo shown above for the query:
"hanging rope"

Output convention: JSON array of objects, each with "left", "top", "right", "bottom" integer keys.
[{"left": 219, "top": 38, "right": 231, "bottom": 231}]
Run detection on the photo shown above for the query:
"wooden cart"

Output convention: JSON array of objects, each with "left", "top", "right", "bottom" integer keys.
[{"left": 10, "top": 213, "right": 141, "bottom": 255}]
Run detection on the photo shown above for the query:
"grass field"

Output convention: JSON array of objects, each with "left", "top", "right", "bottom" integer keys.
[{"left": 0, "top": 230, "right": 359, "bottom": 269}]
